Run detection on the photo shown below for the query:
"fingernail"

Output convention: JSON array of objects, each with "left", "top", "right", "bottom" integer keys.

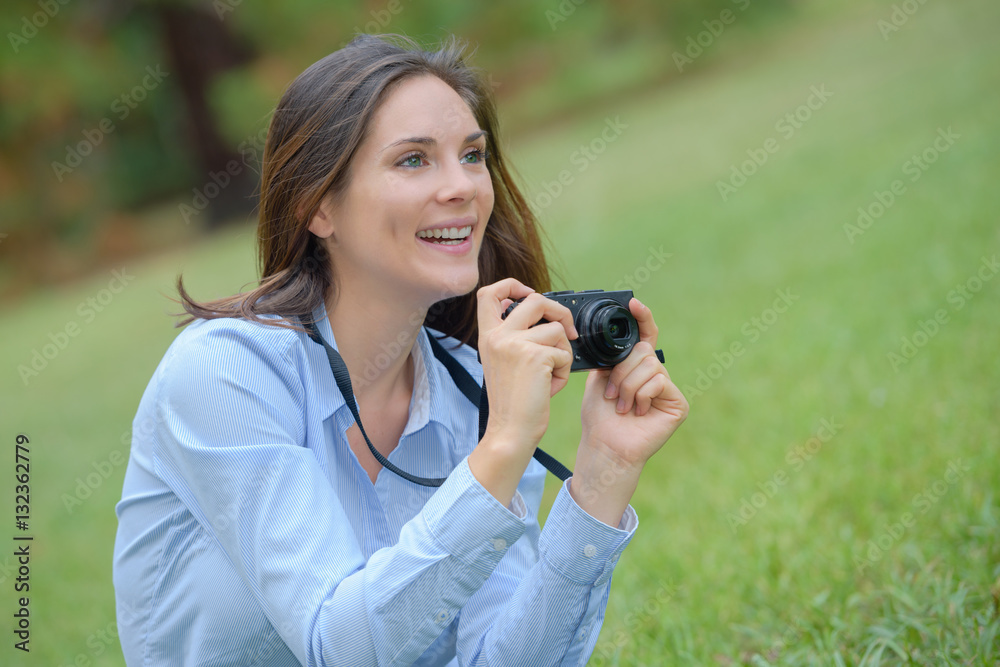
[
  {"left": 604, "top": 382, "right": 616, "bottom": 399},
  {"left": 616, "top": 398, "right": 626, "bottom": 413}
]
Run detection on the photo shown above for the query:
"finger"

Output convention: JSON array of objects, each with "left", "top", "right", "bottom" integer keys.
[
  {"left": 477, "top": 278, "right": 534, "bottom": 335},
  {"left": 512, "top": 322, "right": 574, "bottom": 392},
  {"left": 616, "top": 354, "right": 667, "bottom": 414},
  {"left": 503, "top": 292, "right": 578, "bottom": 340},
  {"left": 604, "top": 341, "right": 656, "bottom": 400},
  {"left": 519, "top": 320, "right": 573, "bottom": 355},
  {"left": 630, "top": 298, "right": 659, "bottom": 347},
  {"left": 633, "top": 373, "right": 669, "bottom": 416},
  {"left": 511, "top": 332, "right": 574, "bottom": 367},
  {"left": 649, "top": 375, "right": 690, "bottom": 423},
  {"left": 549, "top": 347, "right": 574, "bottom": 396}
]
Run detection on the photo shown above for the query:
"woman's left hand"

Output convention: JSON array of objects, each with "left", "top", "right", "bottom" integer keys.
[
  {"left": 580, "top": 298, "right": 688, "bottom": 467},
  {"left": 570, "top": 298, "right": 688, "bottom": 525}
]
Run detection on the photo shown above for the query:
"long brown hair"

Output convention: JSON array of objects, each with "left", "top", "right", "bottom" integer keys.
[{"left": 176, "top": 34, "right": 550, "bottom": 348}]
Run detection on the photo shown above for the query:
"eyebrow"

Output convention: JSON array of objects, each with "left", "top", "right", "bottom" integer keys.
[{"left": 381, "top": 130, "right": 487, "bottom": 153}]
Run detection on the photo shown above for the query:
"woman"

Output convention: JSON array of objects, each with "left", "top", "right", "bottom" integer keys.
[{"left": 113, "top": 34, "right": 688, "bottom": 666}]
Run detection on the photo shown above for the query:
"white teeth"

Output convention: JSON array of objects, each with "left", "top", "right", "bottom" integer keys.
[{"left": 417, "top": 225, "right": 473, "bottom": 241}]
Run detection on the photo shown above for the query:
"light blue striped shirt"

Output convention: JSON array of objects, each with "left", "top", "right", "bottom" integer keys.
[{"left": 113, "top": 307, "right": 637, "bottom": 666}]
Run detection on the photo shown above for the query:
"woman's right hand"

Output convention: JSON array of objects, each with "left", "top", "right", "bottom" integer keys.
[{"left": 468, "top": 279, "right": 577, "bottom": 504}]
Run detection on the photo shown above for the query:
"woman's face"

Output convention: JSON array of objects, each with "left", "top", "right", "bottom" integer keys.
[{"left": 311, "top": 74, "right": 495, "bottom": 309}]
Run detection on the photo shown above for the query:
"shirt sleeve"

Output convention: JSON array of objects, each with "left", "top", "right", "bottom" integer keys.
[
  {"left": 455, "top": 460, "right": 638, "bottom": 666},
  {"left": 150, "top": 321, "right": 531, "bottom": 666}
]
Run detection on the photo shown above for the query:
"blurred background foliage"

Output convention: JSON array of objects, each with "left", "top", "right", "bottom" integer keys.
[{"left": 0, "top": 0, "right": 791, "bottom": 298}]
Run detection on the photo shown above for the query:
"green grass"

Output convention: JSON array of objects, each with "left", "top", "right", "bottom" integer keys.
[{"left": 2, "top": 0, "right": 999, "bottom": 664}]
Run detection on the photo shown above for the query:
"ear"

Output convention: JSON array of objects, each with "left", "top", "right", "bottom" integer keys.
[{"left": 307, "top": 198, "right": 337, "bottom": 240}]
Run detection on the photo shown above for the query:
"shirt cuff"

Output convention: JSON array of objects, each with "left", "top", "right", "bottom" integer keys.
[
  {"left": 538, "top": 478, "right": 638, "bottom": 587},
  {"left": 508, "top": 490, "right": 527, "bottom": 520},
  {"left": 421, "top": 457, "right": 527, "bottom": 578}
]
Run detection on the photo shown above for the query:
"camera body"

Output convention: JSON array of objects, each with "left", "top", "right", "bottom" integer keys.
[{"left": 503, "top": 289, "right": 640, "bottom": 371}]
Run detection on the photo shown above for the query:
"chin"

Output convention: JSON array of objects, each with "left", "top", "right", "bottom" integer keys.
[{"left": 429, "top": 270, "right": 480, "bottom": 302}]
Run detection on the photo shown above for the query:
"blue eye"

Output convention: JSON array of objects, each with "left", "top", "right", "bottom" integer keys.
[{"left": 462, "top": 149, "right": 489, "bottom": 165}]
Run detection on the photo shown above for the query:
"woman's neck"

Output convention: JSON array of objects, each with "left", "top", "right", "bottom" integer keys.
[{"left": 325, "top": 286, "right": 427, "bottom": 406}]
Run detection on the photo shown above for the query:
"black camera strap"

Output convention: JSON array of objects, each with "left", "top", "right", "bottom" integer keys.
[{"left": 303, "top": 319, "right": 572, "bottom": 488}]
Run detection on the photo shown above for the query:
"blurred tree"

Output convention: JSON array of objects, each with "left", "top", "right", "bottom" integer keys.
[
  {"left": 153, "top": 0, "right": 257, "bottom": 226},
  {"left": 0, "top": 0, "right": 791, "bottom": 297}
]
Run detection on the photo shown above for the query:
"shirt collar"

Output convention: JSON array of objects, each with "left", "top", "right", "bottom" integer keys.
[
  {"left": 306, "top": 304, "right": 346, "bottom": 422},
  {"left": 401, "top": 331, "right": 430, "bottom": 436},
  {"left": 306, "top": 305, "right": 458, "bottom": 435},
  {"left": 420, "top": 327, "right": 480, "bottom": 436}
]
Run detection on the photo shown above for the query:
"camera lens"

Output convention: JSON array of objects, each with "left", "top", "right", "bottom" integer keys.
[
  {"left": 576, "top": 299, "right": 640, "bottom": 366},
  {"left": 608, "top": 317, "right": 629, "bottom": 340}
]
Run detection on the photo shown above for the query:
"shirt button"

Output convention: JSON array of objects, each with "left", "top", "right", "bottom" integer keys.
[
  {"left": 583, "top": 544, "right": 597, "bottom": 558},
  {"left": 434, "top": 610, "right": 451, "bottom": 625},
  {"left": 492, "top": 538, "right": 507, "bottom": 551}
]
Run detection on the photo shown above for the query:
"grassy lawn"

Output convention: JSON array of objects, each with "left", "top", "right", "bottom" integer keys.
[{"left": 2, "top": 0, "right": 998, "bottom": 664}]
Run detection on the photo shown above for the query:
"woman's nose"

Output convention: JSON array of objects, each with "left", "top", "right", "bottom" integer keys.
[{"left": 436, "top": 160, "right": 479, "bottom": 203}]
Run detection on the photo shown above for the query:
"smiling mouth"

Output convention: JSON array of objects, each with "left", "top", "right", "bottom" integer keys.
[{"left": 416, "top": 224, "right": 473, "bottom": 246}]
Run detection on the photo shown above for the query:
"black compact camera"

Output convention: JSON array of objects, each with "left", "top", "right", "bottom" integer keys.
[{"left": 502, "top": 289, "right": 642, "bottom": 371}]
